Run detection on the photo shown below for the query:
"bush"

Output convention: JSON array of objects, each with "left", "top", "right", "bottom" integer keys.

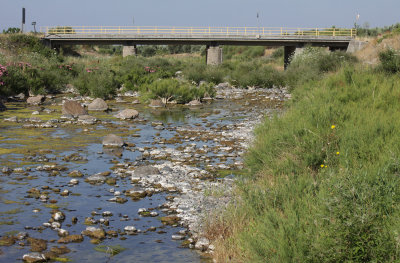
[
  {"left": 379, "top": 49, "right": 400, "bottom": 73},
  {"left": 7, "top": 34, "right": 57, "bottom": 58},
  {"left": 230, "top": 62, "right": 283, "bottom": 88},
  {"left": 183, "top": 63, "right": 225, "bottom": 84},
  {"left": 141, "top": 78, "right": 215, "bottom": 104},
  {"left": 73, "top": 67, "right": 119, "bottom": 98},
  {"left": 0, "top": 64, "right": 29, "bottom": 96},
  {"left": 285, "top": 47, "right": 357, "bottom": 88},
  {"left": 2, "top": 27, "right": 21, "bottom": 34}
]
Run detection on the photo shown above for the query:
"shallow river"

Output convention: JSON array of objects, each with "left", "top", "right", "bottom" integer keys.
[{"left": 0, "top": 87, "right": 284, "bottom": 262}]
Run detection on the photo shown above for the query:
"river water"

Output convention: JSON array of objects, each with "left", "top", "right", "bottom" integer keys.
[{"left": 0, "top": 87, "right": 285, "bottom": 262}]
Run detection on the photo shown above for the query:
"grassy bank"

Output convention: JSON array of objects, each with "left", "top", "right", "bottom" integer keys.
[{"left": 207, "top": 61, "right": 400, "bottom": 261}]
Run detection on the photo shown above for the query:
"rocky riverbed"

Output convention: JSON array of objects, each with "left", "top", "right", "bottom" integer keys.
[{"left": 0, "top": 85, "right": 287, "bottom": 262}]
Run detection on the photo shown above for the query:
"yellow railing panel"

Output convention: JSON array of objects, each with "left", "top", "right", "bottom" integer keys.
[{"left": 40, "top": 26, "right": 356, "bottom": 37}]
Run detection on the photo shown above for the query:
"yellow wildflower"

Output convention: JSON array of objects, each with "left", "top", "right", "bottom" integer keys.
[
  {"left": 320, "top": 164, "right": 324, "bottom": 168},
  {"left": 336, "top": 152, "right": 340, "bottom": 155},
  {"left": 331, "top": 125, "right": 336, "bottom": 129}
]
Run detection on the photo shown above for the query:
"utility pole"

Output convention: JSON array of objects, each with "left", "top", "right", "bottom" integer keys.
[{"left": 21, "top": 8, "right": 25, "bottom": 33}]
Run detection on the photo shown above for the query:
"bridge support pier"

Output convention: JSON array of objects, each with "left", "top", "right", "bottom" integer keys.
[
  {"left": 284, "top": 46, "right": 296, "bottom": 70},
  {"left": 206, "top": 45, "right": 223, "bottom": 65},
  {"left": 122, "top": 45, "right": 137, "bottom": 57}
]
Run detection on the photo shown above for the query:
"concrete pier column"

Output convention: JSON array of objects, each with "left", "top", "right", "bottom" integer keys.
[
  {"left": 122, "top": 45, "right": 137, "bottom": 57},
  {"left": 206, "top": 46, "right": 223, "bottom": 65},
  {"left": 284, "top": 46, "right": 296, "bottom": 70}
]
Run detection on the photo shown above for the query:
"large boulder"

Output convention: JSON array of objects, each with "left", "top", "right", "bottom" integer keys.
[
  {"left": 149, "top": 99, "right": 165, "bottom": 108},
  {"left": 186, "top": 99, "right": 202, "bottom": 106},
  {"left": 27, "top": 95, "right": 45, "bottom": 105},
  {"left": 88, "top": 98, "right": 108, "bottom": 111},
  {"left": 62, "top": 101, "right": 87, "bottom": 117},
  {"left": 114, "top": 109, "right": 139, "bottom": 120},
  {"left": 102, "top": 134, "right": 124, "bottom": 147}
]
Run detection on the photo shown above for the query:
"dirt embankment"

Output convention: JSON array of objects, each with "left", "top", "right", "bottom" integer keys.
[{"left": 354, "top": 34, "right": 400, "bottom": 65}]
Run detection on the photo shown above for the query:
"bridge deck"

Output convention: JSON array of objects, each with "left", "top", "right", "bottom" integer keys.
[{"left": 42, "top": 26, "right": 355, "bottom": 47}]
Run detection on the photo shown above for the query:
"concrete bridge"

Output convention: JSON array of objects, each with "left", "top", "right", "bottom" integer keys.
[{"left": 41, "top": 26, "right": 357, "bottom": 68}]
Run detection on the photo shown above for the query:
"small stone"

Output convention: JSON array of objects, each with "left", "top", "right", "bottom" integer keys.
[
  {"left": 102, "top": 211, "right": 113, "bottom": 217},
  {"left": 172, "top": 235, "right": 185, "bottom": 240},
  {"left": 4, "top": 116, "right": 17, "bottom": 122},
  {"left": 51, "top": 222, "right": 61, "bottom": 229},
  {"left": 82, "top": 227, "right": 106, "bottom": 240},
  {"left": 71, "top": 217, "right": 78, "bottom": 224},
  {"left": 50, "top": 246, "right": 71, "bottom": 255},
  {"left": 85, "top": 173, "right": 107, "bottom": 184},
  {"left": 69, "top": 179, "right": 79, "bottom": 185},
  {"left": 23, "top": 252, "right": 46, "bottom": 263},
  {"left": 32, "top": 111, "right": 40, "bottom": 115},
  {"left": 27, "top": 237, "right": 47, "bottom": 252},
  {"left": 16, "top": 232, "right": 29, "bottom": 240},
  {"left": 124, "top": 226, "right": 137, "bottom": 235},
  {"left": 0, "top": 236, "right": 16, "bottom": 246},
  {"left": 57, "top": 235, "right": 84, "bottom": 244},
  {"left": 77, "top": 115, "right": 97, "bottom": 125},
  {"left": 60, "top": 189, "right": 70, "bottom": 196},
  {"left": 2, "top": 166, "right": 12, "bottom": 174},
  {"left": 150, "top": 211, "right": 159, "bottom": 217},
  {"left": 160, "top": 216, "right": 180, "bottom": 225},
  {"left": 68, "top": 170, "right": 83, "bottom": 177},
  {"left": 194, "top": 237, "right": 210, "bottom": 251},
  {"left": 58, "top": 229, "right": 69, "bottom": 237},
  {"left": 52, "top": 212, "right": 65, "bottom": 221}
]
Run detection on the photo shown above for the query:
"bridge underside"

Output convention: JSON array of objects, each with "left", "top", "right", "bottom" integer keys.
[{"left": 43, "top": 34, "right": 352, "bottom": 67}]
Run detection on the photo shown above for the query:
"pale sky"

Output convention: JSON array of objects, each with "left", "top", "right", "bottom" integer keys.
[{"left": 0, "top": 0, "right": 398, "bottom": 32}]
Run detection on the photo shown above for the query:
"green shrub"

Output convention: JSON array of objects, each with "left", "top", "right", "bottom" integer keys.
[
  {"left": 285, "top": 47, "right": 357, "bottom": 88},
  {"left": 379, "top": 49, "right": 400, "bottom": 73},
  {"left": 7, "top": 34, "right": 57, "bottom": 58},
  {"left": 141, "top": 78, "right": 215, "bottom": 104},
  {"left": 2, "top": 27, "right": 21, "bottom": 34},
  {"left": 0, "top": 64, "right": 28, "bottom": 96},
  {"left": 73, "top": 67, "right": 119, "bottom": 98},
  {"left": 230, "top": 62, "right": 283, "bottom": 88}
]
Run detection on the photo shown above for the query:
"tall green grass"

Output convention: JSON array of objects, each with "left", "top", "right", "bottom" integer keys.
[{"left": 211, "top": 67, "right": 400, "bottom": 262}]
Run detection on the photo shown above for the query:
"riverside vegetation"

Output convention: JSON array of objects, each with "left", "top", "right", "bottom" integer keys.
[
  {"left": 205, "top": 33, "right": 400, "bottom": 262},
  {"left": 1, "top": 29, "right": 399, "bottom": 262}
]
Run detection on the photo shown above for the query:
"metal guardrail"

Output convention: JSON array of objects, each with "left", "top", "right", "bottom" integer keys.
[{"left": 41, "top": 26, "right": 357, "bottom": 37}]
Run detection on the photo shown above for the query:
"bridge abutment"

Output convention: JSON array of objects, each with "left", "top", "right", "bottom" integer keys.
[
  {"left": 206, "top": 46, "right": 223, "bottom": 65},
  {"left": 122, "top": 45, "right": 137, "bottom": 57}
]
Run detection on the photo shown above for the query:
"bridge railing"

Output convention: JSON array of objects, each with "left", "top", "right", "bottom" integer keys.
[{"left": 41, "top": 26, "right": 356, "bottom": 37}]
